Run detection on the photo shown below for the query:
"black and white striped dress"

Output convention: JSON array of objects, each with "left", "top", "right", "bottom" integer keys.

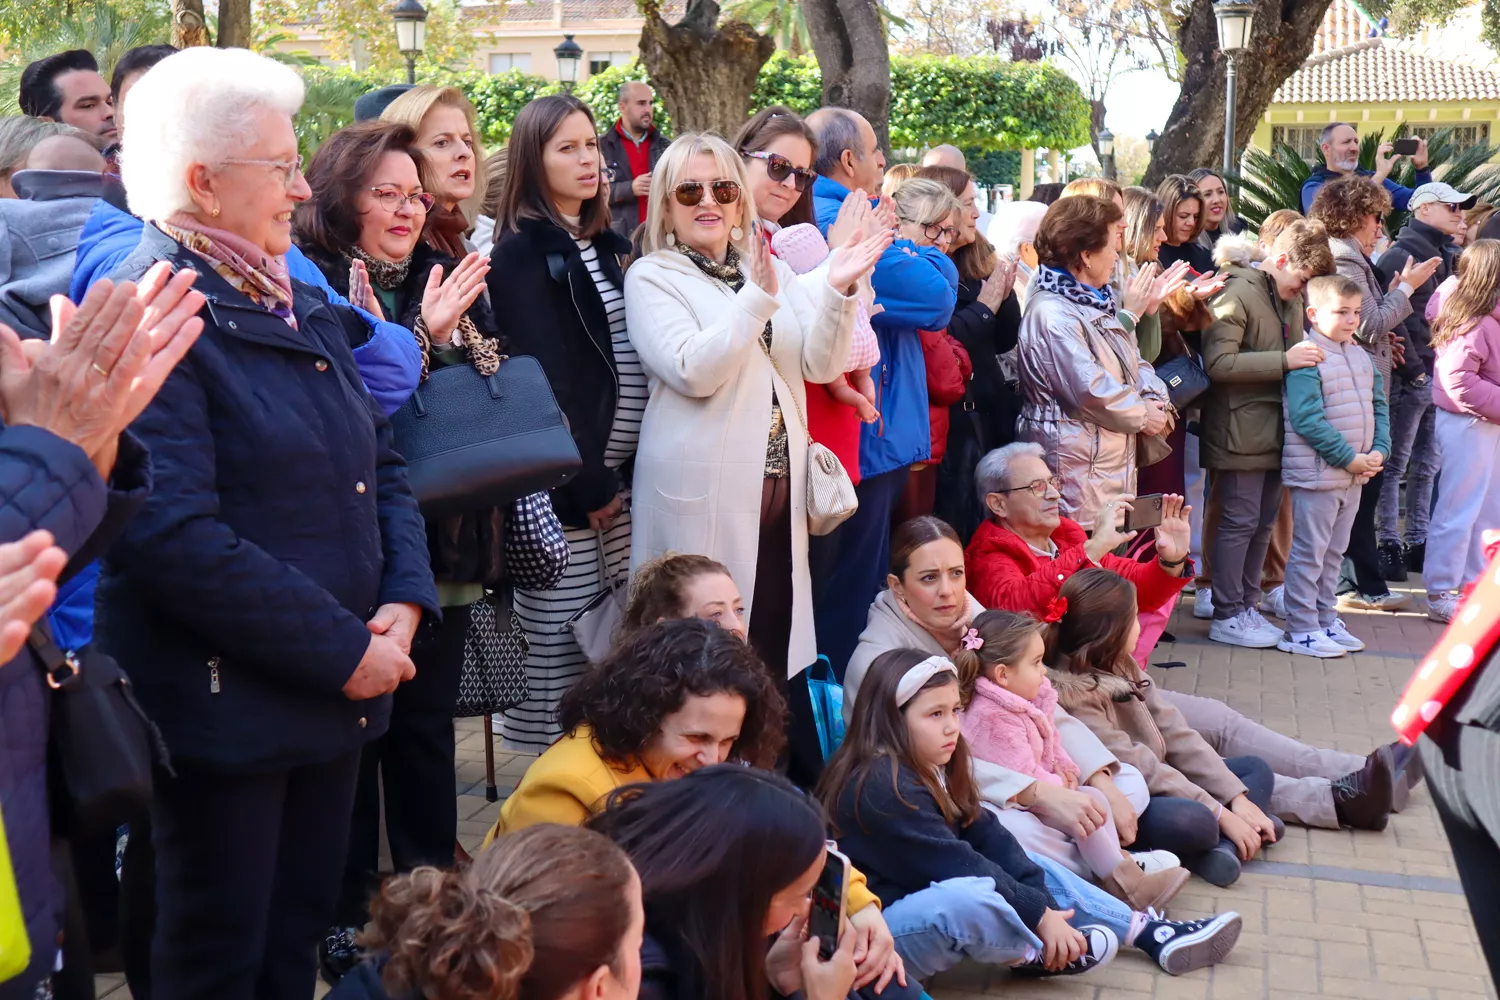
[{"left": 501, "top": 235, "right": 648, "bottom": 752}]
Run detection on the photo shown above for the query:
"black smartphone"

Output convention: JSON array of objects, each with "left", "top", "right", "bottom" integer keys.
[
  {"left": 1124, "top": 493, "right": 1165, "bottom": 532},
  {"left": 1392, "top": 137, "right": 1420, "bottom": 156},
  {"left": 809, "top": 845, "right": 850, "bottom": 960}
]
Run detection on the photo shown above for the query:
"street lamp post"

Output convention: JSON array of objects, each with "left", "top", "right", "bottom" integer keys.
[
  {"left": 554, "top": 34, "right": 583, "bottom": 93},
  {"left": 1098, "top": 127, "right": 1115, "bottom": 181},
  {"left": 393, "top": 0, "right": 427, "bottom": 86},
  {"left": 1214, "top": 0, "right": 1255, "bottom": 175},
  {"left": 1145, "top": 129, "right": 1159, "bottom": 156}
]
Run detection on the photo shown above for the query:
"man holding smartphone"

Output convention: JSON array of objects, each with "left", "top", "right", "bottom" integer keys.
[{"left": 1301, "top": 122, "right": 1432, "bottom": 212}]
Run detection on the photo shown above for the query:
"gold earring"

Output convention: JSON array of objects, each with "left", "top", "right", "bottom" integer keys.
[{"left": 211, "top": 202, "right": 220, "bottom": 218}]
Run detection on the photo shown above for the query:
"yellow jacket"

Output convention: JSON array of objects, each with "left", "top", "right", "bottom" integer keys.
[{"left": 484, "top": 726, "right": 881, "bottom": 912}]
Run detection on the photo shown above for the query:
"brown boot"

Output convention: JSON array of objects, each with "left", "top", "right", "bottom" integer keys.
[{"left": 1100, "top": 857, "right": 1190, "bottom": 912}]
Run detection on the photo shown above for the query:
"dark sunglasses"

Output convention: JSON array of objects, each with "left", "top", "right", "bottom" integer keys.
[
  {"left": 673, "top": 179, "right": 742, "bottom": 207},
  {"left": 743, "top": 150, "right": 815, "bottom": 192}
]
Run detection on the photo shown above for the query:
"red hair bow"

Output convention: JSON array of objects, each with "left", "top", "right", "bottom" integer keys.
[{"left": 1044, "top": 597, "right": 1068, "bottom": 623}]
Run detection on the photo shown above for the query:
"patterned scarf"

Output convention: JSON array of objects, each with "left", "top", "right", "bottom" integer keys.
[
  {"left": 160, "top": 212, "right": 297, "bottom": 330},
  {"left": 1034, "top": 264, "right": 1119, "bottom": 316},
  {"left": 676, "top": 242, "right": 745, "bottom": 288},
  {"left": 345, "top": 245, "right": 411, "bottom": 290}
]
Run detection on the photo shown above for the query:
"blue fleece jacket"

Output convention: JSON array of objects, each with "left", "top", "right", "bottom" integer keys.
[
  {"left": 812, "top": 176, "right": 958, "bottom": 479},
  {"left": 1300, "top": 165, "right": 1432, "bottom": 214},
  {"left": 70, "top": 201, "right": 421, "bottom": 416}
]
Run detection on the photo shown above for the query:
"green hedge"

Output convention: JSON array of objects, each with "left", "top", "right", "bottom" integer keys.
[{"left": 294, "top": 52, "right": 1089, "bottom": 156}]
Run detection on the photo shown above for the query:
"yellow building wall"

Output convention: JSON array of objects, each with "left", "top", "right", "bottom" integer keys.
[{"left": 1252, "top": 101, "right": 1500, "bottom": 156}]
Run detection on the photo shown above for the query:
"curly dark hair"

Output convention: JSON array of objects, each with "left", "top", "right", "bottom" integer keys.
[
  {"left": 1309, "top": 175, "right": 1392, "bottom": 239},
  {"left": 558, "top": 618, "right": 786, "bottom": 768}
]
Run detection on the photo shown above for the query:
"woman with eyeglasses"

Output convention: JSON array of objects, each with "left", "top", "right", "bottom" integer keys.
[
  {"left": 624, "top": 131, "right": 891, "bottom": 787},
  {"left": 290, "top": 119, "right": 518, "bottom": 980},
  {"left": 486, "top": 94, "right": 642, "bottom": 751},
  {"left": 96, "top": 48, "right": 440, "bottom": 997}
]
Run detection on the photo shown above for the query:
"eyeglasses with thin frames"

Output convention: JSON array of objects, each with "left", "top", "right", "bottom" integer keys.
[
  {"left": 219, "top": 155, "right": 304, "bottom": 191},
  {"left": 366, "top": 188, "right": 435, "bottom": 213},
  {"left": 899, "top": 215, "right": 959, "bottom": 245},
  {"left": 993, "top": 476, "right": 1060, "bottom": 499}
]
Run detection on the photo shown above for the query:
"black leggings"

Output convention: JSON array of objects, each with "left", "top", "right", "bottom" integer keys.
[
  {"left": 1421, "top": 725, "right": 1500, "bottom": 984},
  {"left": 1134, "top": 755, "right": 1275, "bottom": 866}
]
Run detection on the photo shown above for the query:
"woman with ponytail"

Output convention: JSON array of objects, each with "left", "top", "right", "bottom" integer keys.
[{"left": 331, "top": 823, "right": 644, "bottom": 1000}]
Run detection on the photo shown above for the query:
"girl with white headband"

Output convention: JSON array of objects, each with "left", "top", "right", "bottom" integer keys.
[{"left": 816, "top": 647, "right": 1244, "bottom": 981}]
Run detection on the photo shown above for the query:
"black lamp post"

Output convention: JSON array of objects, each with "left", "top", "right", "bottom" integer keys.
[
  {"left": 1146, "top": 129, "right": 1159, "bottom": 155},
  {"left": 1098, "top": 127, "right": 1115, "bottom": 181},
  {"left": 1214, "top": 0, "right": 1255, "bottom": 174},
  {"left": 554, "top": 34, "right": 583, "bottom": 93},
  {"left": 393, "top": 0, "right": 427, "bottom": 86}
]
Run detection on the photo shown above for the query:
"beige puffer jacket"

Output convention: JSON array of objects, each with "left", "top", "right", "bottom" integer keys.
[{"left": 1015, "top": 272, "right": 1167, "bottom": 529}]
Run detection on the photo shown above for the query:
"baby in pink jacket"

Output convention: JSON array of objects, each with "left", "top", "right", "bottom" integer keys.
[{"left": 957, "top": 609, "right": 1188, "bottom": 910}]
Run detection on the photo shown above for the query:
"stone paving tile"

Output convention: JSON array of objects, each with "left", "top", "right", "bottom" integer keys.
[{"left": 97, "top": 585, "right": 1496, "bottom": 1000}]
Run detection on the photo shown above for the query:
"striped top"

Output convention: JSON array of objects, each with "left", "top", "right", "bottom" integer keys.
[{"left": 576, "top": 237, "right": 647, "bottom": 468}]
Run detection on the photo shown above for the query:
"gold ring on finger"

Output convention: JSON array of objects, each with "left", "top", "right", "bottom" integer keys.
[{"left": 91, "top": 362, "right": 111, "bottom": 377}]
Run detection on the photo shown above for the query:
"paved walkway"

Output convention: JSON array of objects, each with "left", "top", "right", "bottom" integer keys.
[{"left": 95, "top": 581, "right": 1496, "bottom": 1000}]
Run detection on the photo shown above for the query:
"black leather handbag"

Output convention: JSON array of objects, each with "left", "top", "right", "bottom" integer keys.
[
  {"left": 390, "top": 356, "right": 582, "bottom": 520},
  {"left": 1153, "top": 350, "right": 1210, "bottom": 411},
  {"left": 33, "top": 623, "right": 171, "bottom": 839}
]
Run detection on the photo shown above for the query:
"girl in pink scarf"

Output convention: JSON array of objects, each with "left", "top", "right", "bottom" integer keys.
[{"left": 956, "top": 609, "right": 1189, "bottom": 910}]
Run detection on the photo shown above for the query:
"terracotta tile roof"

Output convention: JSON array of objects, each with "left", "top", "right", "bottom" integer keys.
[
  {"left": 1311, "top": 0, "right": 1381, "bottom": 56},
  {"left": 1273, "top": 37, "right": 1500, "bottom": 104}
]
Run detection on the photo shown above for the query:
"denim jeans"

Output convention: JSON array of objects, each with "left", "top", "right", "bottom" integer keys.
[
  {"left": 881, "top": 859, "right": 1138, "bottom": 979},
  {"left": 1377, "top": 375, "right": 1437, "bottom": 546}
]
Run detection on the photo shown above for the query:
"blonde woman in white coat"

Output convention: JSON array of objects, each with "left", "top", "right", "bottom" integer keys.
[{"left": 624, "top": 132, "right": 891, "bottom": 784}]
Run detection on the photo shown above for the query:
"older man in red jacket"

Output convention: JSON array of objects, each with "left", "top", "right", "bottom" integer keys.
[{"left": 964, "top": 441, "right": 1192, "bottom": 616}]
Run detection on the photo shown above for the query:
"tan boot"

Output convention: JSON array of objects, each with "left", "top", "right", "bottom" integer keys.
[{"left": 1100, "top": 857, "right": 1190, "bottom": 912}]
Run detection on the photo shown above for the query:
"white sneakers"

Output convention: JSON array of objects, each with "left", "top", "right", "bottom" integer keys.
[
  {"left": 1428, "top": 593, "right": 1459, "bottom": 624},
  {"left": 1131, "top": 849, "right": 1182, "bottom": 874},
  {"left": 1208, "top": 609, "right": 1282, "bottom": 648},
  {"left": 1193, "top": 587, "right": 1214, "bottom": 620},
  {"left": 1337, "top": 590, "right": 1411, "bottom": 612},
  {"left": 1324, "top": 618, "right": 1365, "bottom": 651},
  {"left": 1259, "top": 584, "right": 1287, "bottom": 619},
  {"left": 1278, "top": 630, "right": 1347, "bottom": 658}
]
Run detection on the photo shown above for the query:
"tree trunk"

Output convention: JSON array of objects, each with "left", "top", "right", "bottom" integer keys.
[
  {"left": 638, "top": 0, "right": 775, "bottom": 135},
  {"left": 170, "top": 0, "right": 211, "bottom": 47},
  {"left": 1141, "top": 0, "right": 1333, "bottom": 188},
  {"left": 1088, "top": 97, "right": 1106, "bottom": 174},
  {"left": 217, "top": 0, "right": 253, "bottom": 48},
  {"left": 800, "top": 0, "right": 891, "bottom": 152}
]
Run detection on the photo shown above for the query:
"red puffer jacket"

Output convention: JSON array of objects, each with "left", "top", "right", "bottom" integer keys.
[{"left": 919, "top": 327, "right": 971, "bottom": 464}]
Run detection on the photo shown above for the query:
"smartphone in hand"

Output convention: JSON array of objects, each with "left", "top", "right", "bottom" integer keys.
[
  {"left": 1392, "top": 137, "right": 1420, "bottom": 156},
  {"left": 1124, "top": 493, "right": 1165, "bottom": 532},
  {"left": 809, "top": 843, "right": 851, "bottom": 961}
]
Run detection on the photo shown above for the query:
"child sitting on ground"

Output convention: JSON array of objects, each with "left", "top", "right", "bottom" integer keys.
[
  {"left": 817, "top": 646, "right": 1244, "bottom": 981},
  {"left": 1278, "top": 274, "right": 1391, "bottom": 657},
  {"left": 1048, "top": 570, "right": 1280, "bottom": 888},
  {"left": 772, "top": 222, "right": 881, "bottom": 422},
  {"left": 954, "top": 610, "right": 1188, "bottom": 910}
]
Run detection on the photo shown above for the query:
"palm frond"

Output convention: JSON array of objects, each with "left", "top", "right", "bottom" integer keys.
[{"left": 0, "top": 0, "right": 170, "bottom": 115}]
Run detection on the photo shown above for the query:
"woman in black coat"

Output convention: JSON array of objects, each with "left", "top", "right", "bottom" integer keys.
[
  {"left": 918, "top": 166, "right": 1023, "bottom": 544},
  {"left": 486, "top": 94, "right": 642, "bottom": 751},
  {"left": 290, "top": 120, "right": 547, "bottom": 977},
  {"left": 97, "top": 49, "right": 439, "bottom": 1000}
]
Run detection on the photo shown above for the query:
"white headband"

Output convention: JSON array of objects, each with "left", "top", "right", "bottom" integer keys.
[{"left": 895, "top": 656, "right": 959, "bottom": 706}]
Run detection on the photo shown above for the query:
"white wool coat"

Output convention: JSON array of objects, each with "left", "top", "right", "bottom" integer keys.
[{"left": 624, "top": 249, "right": 857, "bottom": 675}]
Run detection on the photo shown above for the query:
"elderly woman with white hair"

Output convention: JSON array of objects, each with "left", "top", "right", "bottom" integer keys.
[
  {"left": 94, "top": 47, "right": 438, "bottom": 999},
  {"left": 623, "top": 131, "right": 890, "bottom": 785}
]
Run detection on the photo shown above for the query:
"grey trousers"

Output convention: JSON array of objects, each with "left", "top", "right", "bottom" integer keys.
[
  {"left": 1208, "top": 469, "right": 1284, "bottom": 619},
  {"left": 1285, "top": 483, "right": 1362, "bottom": 635},
  {"left": 1377, "top": 376, "right": 1437, "bottom": 546},
  {"left": 1161, "top": 689, "right": 1363, "bottom": 829}
]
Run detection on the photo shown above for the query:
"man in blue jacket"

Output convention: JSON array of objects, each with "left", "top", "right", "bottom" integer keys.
[
  {"left": 1300, "top": 122, "right": 1432, "bottom": 213},
  {"left": 805, "top": 108, "right": 959, "bottom": 677}
]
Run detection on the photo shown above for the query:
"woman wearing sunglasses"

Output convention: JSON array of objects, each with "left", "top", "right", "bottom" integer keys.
[
  {"left": 624, "top": 132, "right": 892, "bottom": 787},
  {"left": 291, "top": 119, "right": 509, "bottom": 977}
]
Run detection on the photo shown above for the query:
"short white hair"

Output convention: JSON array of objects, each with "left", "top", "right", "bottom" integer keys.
[
  {"left": 120, "top": 47, "right": 304, "bottom": 221},
  {"left": 639, "top": 132, "right": 759, "bottom": 257},
  {"left": 975, "top": 442, "right": 1047, "bottom": 508},
  {"left": 987, "top": 200, "right": 1048, "bottom": 258}
]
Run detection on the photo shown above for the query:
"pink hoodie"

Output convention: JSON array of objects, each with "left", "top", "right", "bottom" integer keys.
[
  {"left": 1426, "top": 276, "right": 1500, "bottom": 425},
  {"left": 961, "top": 675, "right": 1080, "bottom": 787}
]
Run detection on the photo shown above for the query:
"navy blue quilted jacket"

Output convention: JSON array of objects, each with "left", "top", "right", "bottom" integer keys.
[
  {"left": 0, "top": 427, "right": 149, "bottom": 1000},
  {"left": 95, "top": 223, "right": 439, "bottom": 774}
]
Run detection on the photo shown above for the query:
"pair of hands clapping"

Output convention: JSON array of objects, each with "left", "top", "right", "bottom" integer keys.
[{"left": 348, "top": 252, "right": 490, "bottom": 345}]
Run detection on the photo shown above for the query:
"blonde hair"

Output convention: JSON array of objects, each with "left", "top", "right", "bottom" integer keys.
[
  {"left": 881, "top": 162, "right": 918, "bottom": 199},
  {"left": 890, "top": 177, "right": 961, "bottom": 231},
  {"left": 1062, "top": 177, "right": 1122, "bottom": 203},
  {"left": 639, "top": 132, "right": 759, "bottom": 257},
  {"left": 381, "top": 85, "right": 488, "bottom": 224},
  {"left": 1431, "top": 240, "right": 1500, "bottom": 349}
]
